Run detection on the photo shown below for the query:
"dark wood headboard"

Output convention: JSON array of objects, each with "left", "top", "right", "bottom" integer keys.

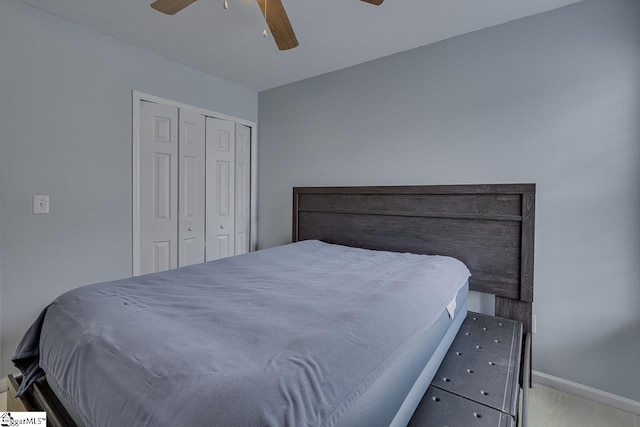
[{"left": 292, "top": 184, "right": 535, "bottom": 333}]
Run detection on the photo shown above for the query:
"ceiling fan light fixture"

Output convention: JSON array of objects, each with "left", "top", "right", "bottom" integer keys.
[
  {"left": 262, "top": 0, "right": 268, "bottom": 38},
  {"left": 151, "top": 0, "right": 381, "bottom": 50}
]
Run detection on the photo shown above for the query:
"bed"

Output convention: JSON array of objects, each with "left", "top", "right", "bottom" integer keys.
[{"left": 10, "top": 183, "right": 535, "bottom": 427}]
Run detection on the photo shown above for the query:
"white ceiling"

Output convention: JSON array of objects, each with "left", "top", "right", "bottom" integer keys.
[{"left": 18, "top": 0, "right": 584, "bottom": 91}]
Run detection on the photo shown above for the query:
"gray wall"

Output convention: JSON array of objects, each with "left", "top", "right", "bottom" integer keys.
[
  {"left": 258, "top": 0, "right": 640, "bottom": 401},
  {"left": 0, "top": 0, "right": 257, "bottom": 377}
]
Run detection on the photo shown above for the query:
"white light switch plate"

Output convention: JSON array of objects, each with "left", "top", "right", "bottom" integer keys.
[{"left": 33, "top": 195, "right": 50, "bottom": 214}]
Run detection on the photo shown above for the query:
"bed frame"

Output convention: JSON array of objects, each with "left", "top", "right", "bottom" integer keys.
[
  {"left": 293, "top": 183, "right": 535, "bottom": 426},
  {"left": 292, "top": 183, "right": 535, "bottom": 334},
  {"left": 10, "top": 183, "right": 535, "bottom": 427}
]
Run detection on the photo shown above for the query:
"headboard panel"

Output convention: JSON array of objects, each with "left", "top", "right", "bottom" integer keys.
[{"left": 292, "top": 184, "right": 535, "bottom": 333}]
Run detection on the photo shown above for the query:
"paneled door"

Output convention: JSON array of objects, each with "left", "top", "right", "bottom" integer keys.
[
  {"left": 135, "top": 94, "right": 254, "bottom": 275},
  {"left": 205, "top": 117, "right": 236, "bottom": 261},
  {"left": 139, "top": 101, "right": 179, "bottom": 273},
  {"left": 178, "top": 109, "right": 205, "bottom": 267}
]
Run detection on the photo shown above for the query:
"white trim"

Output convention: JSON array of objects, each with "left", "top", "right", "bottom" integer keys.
[
  {"left": 0, "top": 377, "right": 7, "bottom": 393},
  {"left": 533, "top": 370, "right": 640, "bottom": 415},
  {"left": 250, "top": 123, "right": 258, "bottom": 252},
  {"left": 133, "top": 91, "right": 256, "bottom": 128},
  {"left": 132, "top": 93, "right": 141, "bottom": 276},
  {"left": 131, "top": 90, "right": 258, "bottom": 275}
]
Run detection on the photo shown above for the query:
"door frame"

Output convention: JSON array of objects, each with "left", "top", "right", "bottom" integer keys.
[{"left": 132, "top": 90, "right": 258, "bottom": 276}]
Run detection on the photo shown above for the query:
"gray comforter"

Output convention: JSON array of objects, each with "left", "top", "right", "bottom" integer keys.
[{"left": 13, "top": 240, "right": 470, "bottom": 427}]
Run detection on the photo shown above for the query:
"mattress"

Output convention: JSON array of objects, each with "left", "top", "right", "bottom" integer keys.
[
  {"left": 48, "top": 283, "right": 469, "bottom": 427},
  {"left": 336, "top": 283, "right": 468, "bottom": 427},
  {"left": 46, "top": 283, "right": 469, "bottom": 427},
  {"left": 14, "top": 240, "right": 470, "bottom": 427}
]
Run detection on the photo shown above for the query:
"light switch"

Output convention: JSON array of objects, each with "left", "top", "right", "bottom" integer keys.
[{"left": 33, "top": 195, "right": 50, "bottom": 214}]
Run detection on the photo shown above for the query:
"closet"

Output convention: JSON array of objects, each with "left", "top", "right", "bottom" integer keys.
[{"left": 135, "top": 100, "right": 252, "bottom": 275}]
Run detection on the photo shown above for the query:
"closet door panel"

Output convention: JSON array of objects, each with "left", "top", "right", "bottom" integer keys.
[
  {"left": 140, "top": 101, "right": 178, "bottom": 274},
  {"left": 179, "top": 109, "right": 205, "bottom": 267},
  {"left": 206, "top": 117, "right": 235, "bottom": 261}
]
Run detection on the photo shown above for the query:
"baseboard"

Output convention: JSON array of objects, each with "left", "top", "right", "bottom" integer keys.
[
  {"left": 532, "top": 370, "right": 640, "bottom": 416},
  {"left": 0, "top": 377, "right": 7, "bottom": 393}
]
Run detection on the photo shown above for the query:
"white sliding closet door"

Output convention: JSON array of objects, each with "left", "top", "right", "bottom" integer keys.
[
  {"left": 135, "top": 94, "right": 254, "bottom": 274},
  {"left": 206, "top": 117, "right": 236, "bottom": 261},
  {"left": 235, "top": 124, "right": 251, "bottom": 255},
  {"left": 178, "top": 109, "right": 206, "bottom": 267},
  {"left": 139, "top": 101, "right": 179, "bottom": 273}
]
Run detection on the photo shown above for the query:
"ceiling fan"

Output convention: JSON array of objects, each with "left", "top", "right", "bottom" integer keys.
[{"left": 150, "top": 0, "right": 384, "bottom": 51}]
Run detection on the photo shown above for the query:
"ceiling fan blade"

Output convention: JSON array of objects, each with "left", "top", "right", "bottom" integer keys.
[
  {"left": 360, "top": 0, "right": 384, "bottom": 5},
  {"left": 150, "top": 0, "right": 198, "bottom": 15},
  {"left": 256, "top": 0, "right": 299, "bottom": 50}
]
